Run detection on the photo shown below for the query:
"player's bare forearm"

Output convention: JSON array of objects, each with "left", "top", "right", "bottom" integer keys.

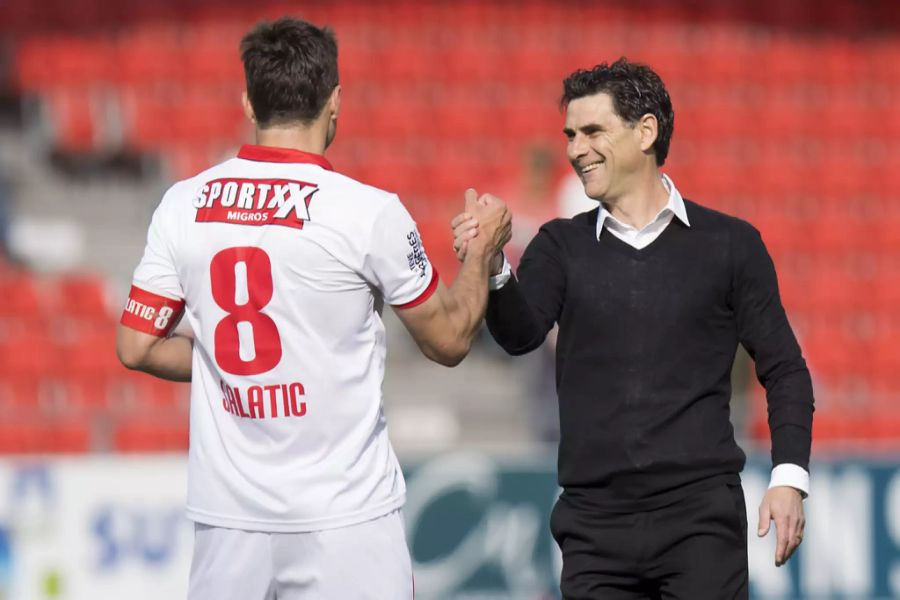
[
  {"left": 395, "top": 245, "right": 494, "bottom": 367},
  {"left": 116, "top": 325, "right": 193, "bottom": 382},
  {"left": 440, "top": 243, "right": 495, "bottom": 353},
  {"left": 395, "top": 190, "right": 511, "bottom": 366}
]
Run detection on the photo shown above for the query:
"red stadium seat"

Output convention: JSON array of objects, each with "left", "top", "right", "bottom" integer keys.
[
  {"left": 809, "top": 214, "right": 874, "bottom": 256},
  {"left": 508, "top": 45, "right": 567, "bottom": 85},
  {"left": 60, "top": 373, "right": 120, "bottom": 414},
  {"left": 0, "top": 420, "right": 91, "bottom": 454},
  {"left": 362, "top": 98, "right": 427, "bottom": 140},
  {"left": 60, "top": 328, "right": 120, "bottom": 378},
  {"left": 161, "top": 143, "right": 231, "bottom": 181},
  {"left": 119, "top": 88, "right": 171, "bottom": 151},
  {"left": 0, "top": 377, "right": 45, "bottom": 416},
  {"left": 45, "top": 272, "right": 113, "bottom": 320},
  {"left": 172, "top": 92, "right": 246, "bottom": 144},
  {"left": 14, "top": 36, "right": 111, "bottom": 92},
  {"left": 0, "top": 271, "right": 44, "bottom": 320},
  {"left": 127, "top": 372, "right": 190, "bottom": 413},
  {"left": 872, "top": 279, "right": 900, "bottom": 315},
  {"left": 876, "top": 215, "right": 900, "bottom": 252},
  {"left": 755, "top": 40, "right": 815, "bottom": 85},
  {"left": 181, "top": 33, "right": 244, "bottom": 86},
  {"left": 415, "top": 216, "right": 459, "bottom": 282},
  {"left": 0, "top": 332, "right": 62, "bottom": 380},
  {"left": 749, "top": 212, "right": 801, "bottom": 258},
  {"left": 870, "top": 333, "right": 900, "bottom": 391},
  {"left": 374, "top": 43, "right": 434, "bottom": 83},
  {"left": 52, "top": 420, "right": 93, "bottom": 453},
  {"left": 801, "top": 324, "right": 864, "bottom": 386},
  {"left": 443, "top": 45, "right": 503, "bottom": 84},
  {"left": 113, "top": 419, "right": 189, "bottom": 452},
  {"left": 48, "top": 89, "right": 101, "bottom": 152},
  {"left": 112, "top": 28, "right": 182, "bottom": 86}
]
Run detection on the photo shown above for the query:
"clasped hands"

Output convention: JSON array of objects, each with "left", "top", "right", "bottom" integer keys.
[{"left": 452, "top": 188, "right": 510, "bottom": 271}]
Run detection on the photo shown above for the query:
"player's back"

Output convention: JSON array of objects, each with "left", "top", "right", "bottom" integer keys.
[{"left": 131, "top": 145, "right": 437, "bottom": 532}]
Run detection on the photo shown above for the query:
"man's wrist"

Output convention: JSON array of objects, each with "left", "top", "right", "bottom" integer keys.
[
  {"left": 488, "top": 254, "right": 511, "bottom": 291},
  {"left": 489, "top": 252, "right": 504, "bottom": 275},
  {"left": 769, "top": 463, "right": 809, "bottom": 498}
]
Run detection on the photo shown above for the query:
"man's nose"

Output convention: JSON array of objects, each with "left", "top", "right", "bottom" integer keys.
[{"left": 568, "top": 134, "right": 588, "bottom": 162}]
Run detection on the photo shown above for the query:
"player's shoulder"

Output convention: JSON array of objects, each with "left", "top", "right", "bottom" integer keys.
[
  {"left": 319, "top": 169, "right": 403, "bottom": 209},
  {"left": 683, "top": 198, "right": 760, "bottom": 238},
  {"left": 158, "top": 159, "right": 239, "bottom": 208}
]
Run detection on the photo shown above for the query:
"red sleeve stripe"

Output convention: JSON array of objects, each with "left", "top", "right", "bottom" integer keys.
[
  {"left": 394, "top": 268, "right": 439, "bottom": 310},
  {"left": 120, "top": 285, "right": 186, "bottom": 337}
]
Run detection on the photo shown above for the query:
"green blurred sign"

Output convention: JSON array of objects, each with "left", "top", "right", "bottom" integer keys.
[
  {"left": 404, "top": 453, "right": 900, "bottom": 600},
  {"left": 405, "top": 452, "right": 560, "bottom": 600}
]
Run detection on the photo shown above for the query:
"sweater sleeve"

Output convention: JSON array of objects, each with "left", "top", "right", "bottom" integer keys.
[
  {"left": 732, "top": 223, "right": 814, "bottom": 471},
  {"left": 486, "top": 224, "right": 566, "bottom": 355}
]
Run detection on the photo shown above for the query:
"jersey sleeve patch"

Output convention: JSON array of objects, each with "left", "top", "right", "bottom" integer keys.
[
  {"left": 393, "top": 267, "right": 439, "bottom": 310},
  {"left": 120, "top": 285, "right": 186, "bottom": 337}
]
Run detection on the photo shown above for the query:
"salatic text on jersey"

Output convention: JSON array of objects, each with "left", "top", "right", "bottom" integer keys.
[{"left": 220, "top": 379, "right": 307, "bottom": 419}]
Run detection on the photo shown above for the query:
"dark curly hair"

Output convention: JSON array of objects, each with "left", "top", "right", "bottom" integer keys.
[
  {"left": 561, "top": 58, "right": 674, "bottom": 166},
  {"left": 240, "top": 17, "right": 339, "bottom": 127}
]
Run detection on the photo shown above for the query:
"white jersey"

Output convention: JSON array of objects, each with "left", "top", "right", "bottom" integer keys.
[{"left": 127, "top": 145, "right": 437, "bottom": 532}]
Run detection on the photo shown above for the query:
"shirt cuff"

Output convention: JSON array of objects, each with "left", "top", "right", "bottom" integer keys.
[
  {"left": 488, "top": 255, "right": 512, "bottom": 291},
  {"left": 769, "top": 463, "right": 809, "bottom": 498}
]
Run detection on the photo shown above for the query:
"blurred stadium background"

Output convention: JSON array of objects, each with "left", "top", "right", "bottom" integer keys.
[{"left": 0, "top": 0, "right": 897, "bottom": 598}]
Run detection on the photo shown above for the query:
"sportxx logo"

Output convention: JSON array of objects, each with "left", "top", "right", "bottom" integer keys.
[{"left": 193, "top": 178, "right": 318, "bottom": 230}]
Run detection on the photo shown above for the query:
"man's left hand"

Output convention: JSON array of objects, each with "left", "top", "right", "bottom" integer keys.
[{"left": 757, "top": 486, "right": 805, "bottom": 567}]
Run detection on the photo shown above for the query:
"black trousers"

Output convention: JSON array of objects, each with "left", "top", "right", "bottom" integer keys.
[{"left": 551, "top": 482, "right": 749, "bottom": 600}]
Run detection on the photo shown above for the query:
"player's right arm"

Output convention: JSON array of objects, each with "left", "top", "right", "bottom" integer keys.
[
  {"left": 393, "top": 190, "right": 511, "bottom": 367},
  {"left": 117, "top": 320, "right": 193, "bottom": 382},
  {"left": 116, "top": 187, "right": 191, "bottom": 381}
]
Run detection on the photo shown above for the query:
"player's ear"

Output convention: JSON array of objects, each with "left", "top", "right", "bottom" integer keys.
[
  {"left": 242, "top": 91, "right": 257, "bottom": 125},
  {"left": 328, "top": 85, "right": 341, "bottom": 120}
]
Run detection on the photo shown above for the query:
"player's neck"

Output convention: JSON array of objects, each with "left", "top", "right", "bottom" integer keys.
[{"left": 254, "top": 123, "right": 328, "bottom": 156}]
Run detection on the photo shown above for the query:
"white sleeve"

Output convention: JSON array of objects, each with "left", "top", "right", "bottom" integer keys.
[
  {"left": 361, "top": 196, "right": 438, "bottom": 308},
  {"left": 769, "top": 463, "right": 809, "bottom": 498},
  {"left": 488, "top": 254, "right": 512, "bottom": 290},
  {"left": 132, "top": 194, "right": 184, "bottom": 300}
]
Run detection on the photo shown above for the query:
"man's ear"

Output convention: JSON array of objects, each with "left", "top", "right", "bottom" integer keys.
[
  {"left": 242, "top": 90, "right": 257, "bottom": 125},
  {"left": 329, "top": 85, "right": 342, "bottom": 120},
  {"left": 637, "top": 113, "right": 658, "bottom": 154}
]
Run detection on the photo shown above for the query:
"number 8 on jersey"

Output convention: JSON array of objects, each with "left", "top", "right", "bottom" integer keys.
[{"left": 210, "top": 246, "right": 283, "bottom": 376}]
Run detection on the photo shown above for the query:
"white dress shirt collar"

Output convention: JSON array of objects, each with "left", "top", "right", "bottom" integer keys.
[{"left": 595, "top": 174, "right": 690, "bottom": 241}]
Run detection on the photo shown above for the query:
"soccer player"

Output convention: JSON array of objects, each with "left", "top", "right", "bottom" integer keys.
[
  {"left": 453, "top": 58, "right": 813, "bottom": 599},
  {"left": 116, "top": 17, "right": 510, "bottom": 600}
]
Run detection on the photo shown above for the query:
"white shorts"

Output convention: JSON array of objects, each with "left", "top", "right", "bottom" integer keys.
[{"left": 187, "top": 509, "right": 414, "bottom": 600}]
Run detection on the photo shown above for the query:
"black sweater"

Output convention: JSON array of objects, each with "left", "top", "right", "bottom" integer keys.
[{"left": 486, "top": 200, "right": 814, "bottom": 511}]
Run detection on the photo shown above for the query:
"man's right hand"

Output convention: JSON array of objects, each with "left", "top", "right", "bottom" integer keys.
[{"left": 451, "top": 188, "right": 509, "bottom": 274}]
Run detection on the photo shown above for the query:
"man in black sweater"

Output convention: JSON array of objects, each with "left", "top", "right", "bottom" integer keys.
[{"left": 452, "top": 59, "right": 813, "bottom": 599}]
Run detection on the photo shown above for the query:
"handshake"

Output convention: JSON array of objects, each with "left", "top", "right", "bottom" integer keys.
[{"left": 450, "top": 188, "right": 512, "bottom": 275}]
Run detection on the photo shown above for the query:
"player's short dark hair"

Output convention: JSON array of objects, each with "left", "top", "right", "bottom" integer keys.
[
  {"left": 561, "top": 58, "right": 674, "bottom": 166},
  {"left": 240, "top": 17, "right": 339, "bottom": 127}
]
